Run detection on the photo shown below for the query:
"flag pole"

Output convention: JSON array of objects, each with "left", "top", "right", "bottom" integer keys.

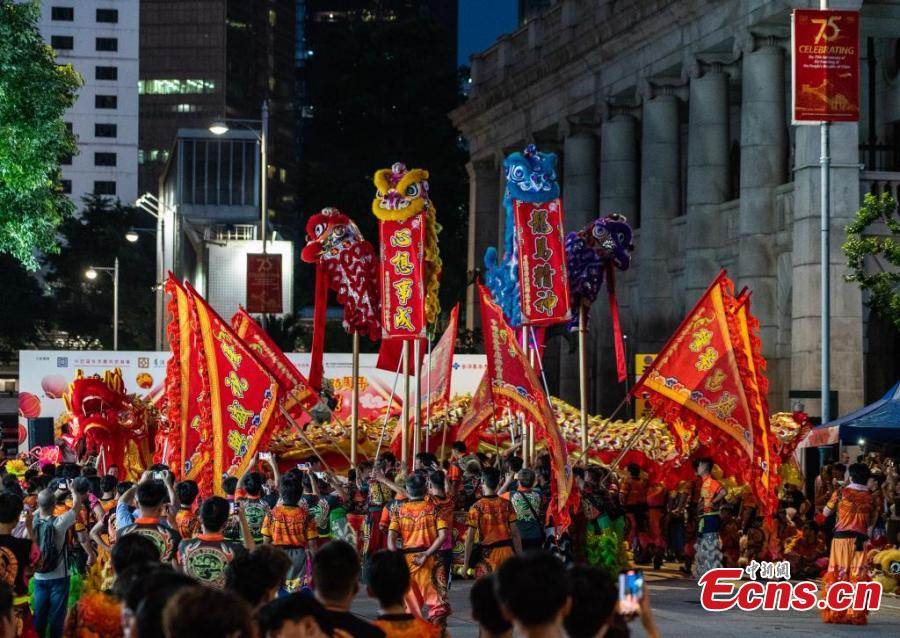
[
  {"left": 401, "top": 341, "right": 410, "bottom": 471},
  {"left": 605, "top": 411, "right": 655, "bottom": 477},
  {"left": 578, "top": 305, "right": 589, "bottom": 458},
  {"left": 520, "top": 329, "right": 530, "bottom": 465},
  {"left": 350, "top": 331, "right": 360, "bottom": 468},
  {"left": 279, "top": 404, "right": 331, "bottom": 471},
  {"left": 425, "top": 335, "right": 432, "bottom": 453},
  {"left": 413, "top": 339, "right": 421, "bottom": 460},
  {"left": 373, "top": 356, "right": 404, "bottom": 464}
]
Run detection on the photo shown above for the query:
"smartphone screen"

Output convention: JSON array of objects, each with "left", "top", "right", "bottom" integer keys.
[{"left": 618, "top": 569, "right": 644, "bottom": 618}]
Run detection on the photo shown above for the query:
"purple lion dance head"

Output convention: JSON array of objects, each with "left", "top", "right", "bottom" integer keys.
[{"left": 565, "top": 213, "right": 634, "bottom": 330}]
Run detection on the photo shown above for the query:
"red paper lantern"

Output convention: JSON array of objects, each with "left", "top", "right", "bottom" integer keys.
[
  {"left": 17, "top": 424, "right": 26, "bottom": 445},
  {"left": 18, "top": 392, "right": 41, "bottom": 419}
]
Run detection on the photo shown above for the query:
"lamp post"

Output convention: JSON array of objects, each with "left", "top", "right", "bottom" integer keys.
[
  {"left": 86, "top": 258, "right": 119, "bottom": 350},
  {"left": 136, "top": 193, "right": 171, "bottom": 351},
  {"left": 210, "top": 100, "right": 270, "bottom": 328}
]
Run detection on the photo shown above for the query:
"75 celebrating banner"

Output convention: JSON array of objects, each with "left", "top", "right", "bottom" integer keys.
[{"left": 379, "top": 213, "right": 427, "bottom": 339}]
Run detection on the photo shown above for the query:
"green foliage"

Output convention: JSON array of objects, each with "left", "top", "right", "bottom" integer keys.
[
  {"left": 0, "top": 253, "right": 51, "bottom": 355},
  {"left": 843, "top": 191, "right": 900, "bottom": 331},
  {"left": 43, "top": 194, "right": 156, "bottom": 349},
  {"left": 0, "top": 0, "right": 81, "bottom": 269}
]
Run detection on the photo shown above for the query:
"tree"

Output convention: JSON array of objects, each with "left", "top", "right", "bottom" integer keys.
[
  {"left": 0, "top": 0, "right": 81, "bottom": 269},
  {"left": 0, "top": 254, "right": 52, "bottom": 355},
  {"left": 843, "top": 191, "right": 900, "bottom": 331},
  {"left": 42, "top": 195, "right": 156, "bottom": 349}
]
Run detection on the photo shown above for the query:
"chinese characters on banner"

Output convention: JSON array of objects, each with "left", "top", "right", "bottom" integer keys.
[
  {"left": 379, "top": 214, "right": 426, "bottom": 339},
  {"left": 514, "top": 199, "right": 570, "bottom": 325},
  {"left": 791, "top": 9, "right": 860, "bottom": 122},
  {"left": 246, "top": 254, "right": 283, "bottom": 314}
]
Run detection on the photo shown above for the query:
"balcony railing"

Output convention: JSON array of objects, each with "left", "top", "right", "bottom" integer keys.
[
  {"left": 203, "top": 224, "right": 258, "bottom": 242},
  {"left": 859, "top": 171, "right": 900, "bottom": 205}
]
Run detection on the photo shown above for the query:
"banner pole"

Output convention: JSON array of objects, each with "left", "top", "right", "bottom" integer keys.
[
  {"left": 425, "top": 336, "right": 432, "bottom": 453},
  {"left": 279, "top": 404, "right": 331, "bottom": 471},
  {"left": 401, "top": 341, "right": 410, "bottom": 472},
  {"left": 413, "top": 339, "right": 421, "bottom": 461},
  {"left": 350, "top": 331, "right": 360, "bottom": 468},
  {"left": 520, "top": 329, "right": 530, "bottom": 465},
  {"left": 373, "top": 356, "right": 404, "bottom": 464},
  {"left": 605, "top": 412, "right": 654, "bottom": 477},
  {"left": 819, "top": 0, "right": 832, "bottom": 427},
  {"left": 578, "top": 305, "right": 589, "bottom": 458}
]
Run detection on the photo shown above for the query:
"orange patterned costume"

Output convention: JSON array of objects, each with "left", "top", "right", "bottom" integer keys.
[
  {"left": 466, "top": 496, "right": 517, "bottom": 578},
  {"left": 821, "top": 486, "right": 876, "bottom": 624},
  {"left": 374, "top": 613, "right": 447, "bottom": 638},
  {"left": 388, "top": 499, "right": 450, "bottom": 621}
]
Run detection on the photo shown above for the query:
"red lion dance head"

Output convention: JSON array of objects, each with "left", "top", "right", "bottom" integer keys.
[{"left": 301, "top": 207, "right": 380, "bottom": 389}]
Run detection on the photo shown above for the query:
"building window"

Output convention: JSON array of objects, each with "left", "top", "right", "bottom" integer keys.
[
  {"left": 138, "top": 79, "right": 217, "bottom": 95},
  {"left": 173, "top": 103, "right": 197, "bottom": 113},
  {"left": 60, "top": 152, "right": 72, "bottom": 166},
  {"left": 93, "top": 181, "right": 116, "bottom": 196},
  {"left": 95, "top": 37, "right": 118, "bottom": 52},
  {"left": 51, "top": 7, "right": 74, "bottom": 21},
  {"left": 94, "top": 152, "right": 116, "bottom": 167},
  {"left": 50, "top": 35, "right": 74, "bottom": 50},
  {"left": 95, "top": 95, "right": 117, "bottom": 109},
  {"left": 95, "top": 123, "right": 117, "bottom": 138},
  {"left": 96, "top": 8, "right": 118, "bottom": 23},
  {"left": 59, "top": 180, "right": 72, "bottom": 194},
  {"left": 95, "top": 66, "right": 118, "bottom": 80}
]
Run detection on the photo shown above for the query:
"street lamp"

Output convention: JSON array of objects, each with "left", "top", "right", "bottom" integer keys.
[
  {"left": 84, "top": 258, "right": 119, "bottom": 350},
  {"left": 209, "top": 100, "right": 271, "bottom": 328},
  {"left": 125, "top": 229, "right": 139, "bottom": 243}
]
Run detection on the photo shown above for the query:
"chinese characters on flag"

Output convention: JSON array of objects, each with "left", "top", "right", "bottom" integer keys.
[
  {"left": 379, "top": 214, "right": 426, "bottom": 339},
  {"left": 514, "top": 199, "right": 570, "bottom": 326},
  {"left": 792, "top": 9, "right": 860, "bottom": 122}
]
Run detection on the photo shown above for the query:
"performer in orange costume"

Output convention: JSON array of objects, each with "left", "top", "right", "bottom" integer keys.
[
  {"left": 619, "top": 463, "right": 648, "bottom": 550},
  {"left": 693, "top": 459, "right": 725, "bottom": 576},
  {"left": 387, "top": 473, "right": 450, "bottom": 624},
  {"left": 821, "top": 463, "right": 878, "bottom": 625},
  {"left": 645, "top": 482, "right": 667, "bottom": 569},
  {"left": 464, "top": 468, "right": 522, "bottom": 578}
]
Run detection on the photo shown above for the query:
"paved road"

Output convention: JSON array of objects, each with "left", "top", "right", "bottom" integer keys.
[{"left": 353, "top": 563, "right": 900, "bottom": 637}]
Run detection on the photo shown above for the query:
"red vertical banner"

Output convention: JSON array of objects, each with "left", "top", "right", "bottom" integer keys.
[
  {"left": 379, "top": 213, "right": 426, "bottom": 340},
  {"left": 514, "top": 198, "right": 570, "bottom": 326},
  {"left": 792, "top": 9, "right": 860, "bottom": 123},
  {"left": 246, "top": 254, "right": 283, "bottom": 314}
]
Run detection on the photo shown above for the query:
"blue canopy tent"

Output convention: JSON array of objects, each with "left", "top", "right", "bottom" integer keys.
[{"left": 802, "top": 382, "right": 900, "bottom": 446}]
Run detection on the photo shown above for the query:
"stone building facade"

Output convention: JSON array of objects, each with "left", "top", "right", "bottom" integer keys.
[{"left": 451, "top": 0, "right": 900, "bottom": 418}]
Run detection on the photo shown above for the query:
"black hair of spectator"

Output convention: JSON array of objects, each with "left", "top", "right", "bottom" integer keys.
[
  {"left": 495, "top": 551, "right": 570, "bottom": 628},
  {"left": 428, "top": 469, "right": 446, "bottom": 492},
  {"left": 572, "top": 466, "right": 585, "bottom": 480},
  {"left": 848, "top": 463, "right": 871, "bottom": 485},
  {"left": 100, "top": 475, "right": 118, "bottom": 494},
  {"left": 41, "top": 464, "right": 56, "bottom": 478},
  {"left": 148, "top": 463, "right": 170, "bottom": 473},
  {"left": 81, "top": 465, "right": 98, "bottom": 478},
  {"left": 117, "top": 481, "right": 135, "bottom": 496},
  {"left": 0, "top": 493, "right": 23, "bottom": 525},
  {"left": 1, "top": 478, "right": 23, "bottom": 499},
  {"left": 175, "top": 480, "right": 199, "bottom": 507},
  {"left": 222, "top": 476, "right": 239, "bottom": 497},
  {"left": 242, "top": 471, "right": 264, "bottom": 497},
  {"left": 121, "top": 565, "right": 196, "bottom": 638},
  {"left": 200, "top": 496, "right": 231, "bottom": 532},
  {"left": 406, "top": 472, "right": 427, "bottom": 498},
  {"left": 258, "top": 592, "right": 333, "bottom": 637},
  {"left": 226, "top": 545, "right": 291, "bottom": 608},
  {"left": 312, "top": 540, "right": 360, "bottom": 603},
  {"left": 87, "top": 475, "right": 103, "bottom": 498},
  {"left": 367, "top": 550, "right": 410, "bottom": 607},
  {"left": 136, "top": 480, "right": 167, "bottom": 509},
  {"left": 563, "top": 566, "right": 617, "bottom": 638},
  {"left": 471, "top": 574, "right": 512, "bottom": 635},
  {"left": 280, "top": 474, "right": 303, "bottom": 506},
  {"left": 162, "top": 585, "right": 255, "bottom": 638},
  {"left": 111, "top": 533, "right": 160, "bottom": 574},
  {"left": 24, "top": 469, "right": 38, "bottom": 483},
  {"left": 72, "top": 476, "right": 91, "bottom": 495},
  {"left": 517, "top": 468, "right": 536, "bottom": 489},
  {"left": 508, "top": 456, "right": 524, "bottom": 473},
  {"left": 451, "top": 441, "right": 467, "bottom": 454},
  {"left": 482, "top": 466, "right": 501, "bottom": 491},
  {"left": 627, "top": 463, "right": 641, "bottom": 478}
]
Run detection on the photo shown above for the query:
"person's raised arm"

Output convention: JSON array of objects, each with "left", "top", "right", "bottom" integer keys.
[
  {"left": 266, "top": 454, "right": 281, "bottom": 488},
  {"left": 498, "top": 471, "right": 515, "bottom": 496},
  {"left": 90, "top": 516, "right": 110, "bottom": 553},
  {"left": 236, "top": 500, "right": 256, "bottom": 551}
]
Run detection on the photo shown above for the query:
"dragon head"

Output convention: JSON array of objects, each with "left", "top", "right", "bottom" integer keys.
[
  {"left": 579, "top": 214, "right": 635, "bottom": 272},
  {"left": 301, "top": 207, "right": 365, "bottom": 263},
  {"left": 371, "top": 162, "right": 431, "bottom": 221},
  {"left": 63, "top": 369, "right": 129, "bottom": 443},
  {"left": 504, "top": 144, "right": 560, "bottom": 203}
]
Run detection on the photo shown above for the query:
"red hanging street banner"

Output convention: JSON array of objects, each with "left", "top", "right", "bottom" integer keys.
[
  {"left": 379, "top": 213, "right": 426, "bottom": 340},
  {"left": 792, "top": 9, "right": 860, "bottom": 123},
  {"left": 246, "top": 254, "right": 283, "bottom": 314},
  {"left": 514, "top": 198, "right": 570, "bottom": 326}
]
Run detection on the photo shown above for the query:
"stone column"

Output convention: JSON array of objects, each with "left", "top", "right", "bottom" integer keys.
[
  {"left": 685, "top": 64, "right": 731, "bottom": 301},
  {"left": 558, "top": 130, "right": 598, "bottom": 404},
  {"left": 738, "top": 43, "right": 787, "bottom": 399},
  {"left": 466, "top": 157, "right": 500, "bottom": 329},
  {"left": 599, "top": 114, "right": 638, "bottom": 218},
  {"left": 637, "top": 89, "right": 681, "bottom": 351},
  {"left": 792, "top": 123, "right": 864, "bottom": 415}
]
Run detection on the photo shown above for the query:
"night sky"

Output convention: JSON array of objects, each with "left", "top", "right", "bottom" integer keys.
[{"left": 457, "top": 0, "right": 518, "bottom": 66}]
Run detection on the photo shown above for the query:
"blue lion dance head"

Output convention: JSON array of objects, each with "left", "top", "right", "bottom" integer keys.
[{"left": 484, "top": 144, "right": 560, "bottom": 328}]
